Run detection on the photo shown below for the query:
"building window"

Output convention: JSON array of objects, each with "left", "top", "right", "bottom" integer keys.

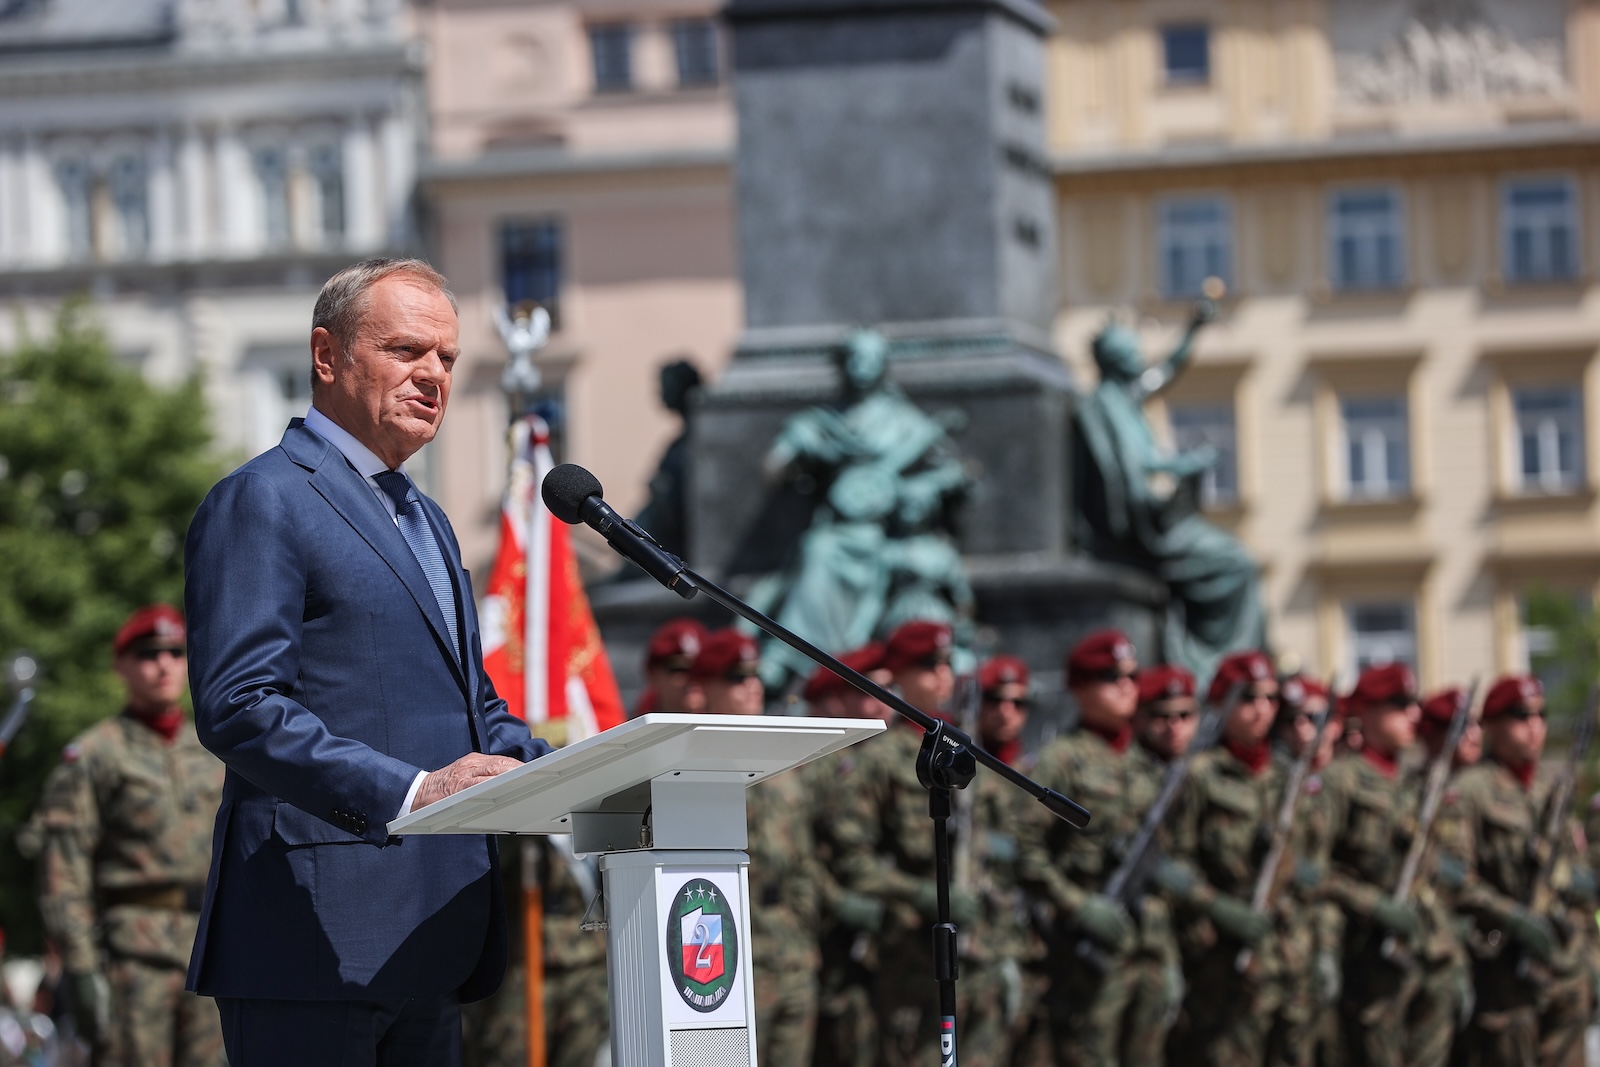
[
  {"left": 1503, "top": 177, "right": 1579, "bottom": 284},
  {"left": 54, "top": 158, "right": 92, "bottom": 261},
  {"left": 107, "top": 155, "right": 149, "bottom": 259},
  {"left": 308, "top": 143, "right": 345, "bottom": 242},
  {"left": 1168, "top": 402, "right": 1238, "bottom": 507},
  {"left": 1162, "top": 24, "right": 1210, "bottom": 86},
  {"left": 589, "top": 24, "right": 634, "bottom": 93},
  {"left": 252, "top": 145, "right": 291, "bottom": 249},
  {"left": 1340, "top": 395, "right": 1409, "bottom": 499},
  {"left": 1329, "top": 188, "right": 1405, "bottom": 291},
  {"left": 1513, "top": 384, "right": 1584, "bottom": 493},
  {"left": 1345, "top": 601, "right": 1417, "bottom": 673},
  {"left": 501, "top": 219, "right": 562, "bottom": 327},
  {"left": 673, "top": 20, "right": 720, "bottom": 87},
  {"left": 1158, "top": 196, "right": 1231, "bottom": 299}
]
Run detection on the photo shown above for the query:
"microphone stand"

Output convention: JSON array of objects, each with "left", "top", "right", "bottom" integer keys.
[{"left": 579, "top": 512, "right": 1091, "bottom": 1067}]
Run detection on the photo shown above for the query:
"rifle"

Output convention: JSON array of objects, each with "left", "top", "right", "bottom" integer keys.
[
  {"left": 0, "top": 654, "right": 38, "bottom": 758},
  {"left": 1380, "top": 678, "right": 1480, "bottom": 962},
  {"left": 1075, "top": 681, "right": 1240, "bottom": 971},
  {"left": 1235, "top": 693, "right": 1336, "bottom": 973},
  {"left": 1521, "top": 683, "right": 1598, "bottom": 955}
]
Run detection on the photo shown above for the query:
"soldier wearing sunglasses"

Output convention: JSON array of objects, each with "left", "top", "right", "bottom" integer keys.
[
  {"left": 28, "top": 605, "right": 225, "bottom": 1067},
  {"left": 1133, "top": 665, "right": 1198, "bottom": 764}
]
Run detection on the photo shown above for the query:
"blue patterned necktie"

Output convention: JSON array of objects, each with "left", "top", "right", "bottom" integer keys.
[{"left": 373, "top": 470, "right": 460, "bottom": 664}]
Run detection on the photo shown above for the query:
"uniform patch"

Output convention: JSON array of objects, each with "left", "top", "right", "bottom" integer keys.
[
  {"left": 62, "top": 744, "right": 81, "bottom": 764},
  {"left": 667, "top": 878, "right": 739, "bottom": 1013}
]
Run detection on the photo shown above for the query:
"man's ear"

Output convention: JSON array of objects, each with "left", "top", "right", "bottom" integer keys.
[{"left": 310, "top": 327, "right": 340, "bottom": 387}]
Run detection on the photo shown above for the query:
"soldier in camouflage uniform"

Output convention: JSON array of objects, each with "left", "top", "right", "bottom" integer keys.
[
  {"left": 835, "top": 620, "right": 999, "bottom": 1067},
  {"left": 802, "top": 643, "right": 892, "bottom": 1067},
  {"left": 1436, "top": 674, "right": 1597, "bottom": 1067},
  {"left": 1164, "top": 651, "right": 1285, "bottom": 1067},
  {"left": 28, "top": 605, "right": 225, "bottom": 1067},
  {"left": 1133, "top": 664, "right": 1198, "bottom": 764},
  {"left": 693, "top": 630, "right": 822, "bottom": 1067},
  {"left": 1268, "top": 673, "right": 1345, "bottom": 1067},
  {"left": 1016, "top": 630, "right": 1178, "bottom": 1067},
  {"left": 1317, "top": 664, "right": 1463, "bottom": 1067}
]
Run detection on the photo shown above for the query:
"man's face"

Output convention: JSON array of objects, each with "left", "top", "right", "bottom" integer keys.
[
  {"left": 896, "top": 656, "right": 954, "bottom": 716},
  {"left": 115, "top": 645, "right": 187, "bottom": 713},
  {"left": 1360, "top": 697, "right": 1420, "bottom": 756},
  {"left": 704, "top": 674, "right": 765, "bottom": 717},
  {"left": 978, "top": 683, "right": 1029, "bottom": 748},
  {"left": 1456, "top": 720, "right": 1483, "bottom": 767},
  {"left": 1487, "top": 697, "right": 1546, "bottom": 766},
  {"left": 1314, "top": 708, "right": 1343, "bottom": 770},
  {"left": 843, "top": 668, "right": 896, "bottom": 723},
  {"left": 311, "top": 276, "right": 459, "bottom": 469},
  {"left": 1074, "top": 657, "right": 1139, "bottom": 730},
  {"left": 1223, "top": 678, "right": 1278, "bottom": 747},
  {"left": 647, "top": 665, "right": 703, "bottom": 714},
  {"left": 1135, "top": 696, "right": 1196, "bottom": 760}
]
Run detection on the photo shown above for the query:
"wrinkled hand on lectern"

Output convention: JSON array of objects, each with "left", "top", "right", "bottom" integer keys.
[{"left": 390, "top": 712, "right": 886, "bottom": 1067}]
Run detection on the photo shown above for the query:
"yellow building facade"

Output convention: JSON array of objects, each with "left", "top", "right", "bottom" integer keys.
[{"left": 1048, "top": 0, "right": 1600, "bottom": 685}]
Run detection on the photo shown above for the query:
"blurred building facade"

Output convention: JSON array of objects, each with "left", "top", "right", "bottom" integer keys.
[
  {"left": 415, "top": 0, "right": 740, "bottom": 571},
  {"left": 0, "top": 0, "right": 423, "bottom": 466},
  {"left": 1048, "top": 0, "right": 1600, "bottom": 685}
]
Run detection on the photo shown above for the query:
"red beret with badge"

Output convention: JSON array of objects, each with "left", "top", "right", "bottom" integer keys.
[
  {"left": 979, "top": 655, "right": 1030, "bottom": 697},
  {"left": 644, "top": 618, "right": 708, "bottom": 671},
  {"left": 803, "top": 642, "right": 887, "bottom": 704},
  {"left": 1065, "top": 629, "right": 1136, "bottom": 689},
  {"left": 1419, "top": 687, "right": 1465, "bottom": 729},
  {"left": 113, "top": 604, "right": 186, "bottom": 657},
  {"left": 1206, "top": 650, "right": 1273, "bottom": 706},
  {"left": 1137, "top": 665, "right": 1195, "bottom": 706},
  {"left": 1349, "top": 663, "right": 1419, "bottom": 710},
  {"left": 1482, "top": 675, "right": 1542, "bottom": 721},
  {"left": 1279, "top": 673, "right": 1329, "bottom": 709},
  {"left": 688, "top": 629, "right": 761, "bottom": 682},
  {"left": 882, "top": 620, "right": 954, "bottom": 675}
]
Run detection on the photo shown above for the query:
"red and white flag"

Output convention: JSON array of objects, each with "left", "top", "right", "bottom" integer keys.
[{"left": 481, "top": 415, "right": 625, "bottom": 743}]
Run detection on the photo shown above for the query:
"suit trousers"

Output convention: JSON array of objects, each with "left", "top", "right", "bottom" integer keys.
[{"left": 217, "top": 993, "right": 462, "bottom": 1067}]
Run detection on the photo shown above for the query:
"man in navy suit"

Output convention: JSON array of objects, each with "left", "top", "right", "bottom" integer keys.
[{"left": 183, "top": 258, "right": 553, "bottom": 1065}]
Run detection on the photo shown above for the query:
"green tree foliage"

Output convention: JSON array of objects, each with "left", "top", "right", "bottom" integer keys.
[
  {"left": 0, "top": 302, "right": 220, "bottom": 952},
  {"left": 1522, "top": 586, "right": 1600, "bottom": 785}
]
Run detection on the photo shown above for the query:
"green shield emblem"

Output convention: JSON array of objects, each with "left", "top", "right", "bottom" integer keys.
[{"left": 666, "top": 877, "right": 739, "bottom": 1012}]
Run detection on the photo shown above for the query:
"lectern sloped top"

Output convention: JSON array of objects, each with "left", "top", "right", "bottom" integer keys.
[{"left": 388, "top": 713, "right": 886, "bottom": 838}]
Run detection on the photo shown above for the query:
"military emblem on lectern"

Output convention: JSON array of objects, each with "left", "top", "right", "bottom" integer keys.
[{"left": 666, "top": 877, "right": 739, "bottom": 1012}]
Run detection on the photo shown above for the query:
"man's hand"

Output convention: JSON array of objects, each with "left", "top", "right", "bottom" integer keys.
[{"left": 410, "top": 754, "right": 523, "bottom": 812}]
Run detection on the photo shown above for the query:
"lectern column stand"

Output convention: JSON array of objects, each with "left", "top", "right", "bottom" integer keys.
[{"left": 576, "top": 770, "right": 760, "bottom": 1067}]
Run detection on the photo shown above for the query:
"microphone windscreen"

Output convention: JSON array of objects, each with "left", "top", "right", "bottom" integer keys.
[{"left": 541, "top": 463, "right": 604, "bottom": 525}]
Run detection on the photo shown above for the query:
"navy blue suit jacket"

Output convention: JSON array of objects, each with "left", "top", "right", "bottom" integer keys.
[{"left": 183, "top": 419, "right": 551, "bottom": 1002}]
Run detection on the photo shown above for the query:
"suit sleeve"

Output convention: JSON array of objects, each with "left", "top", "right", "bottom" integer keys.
[{"left": 185, "top": 471, "right": 426, "bottom": 844}]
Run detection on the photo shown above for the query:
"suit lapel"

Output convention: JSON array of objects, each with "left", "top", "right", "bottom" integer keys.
[{"left": 283, "top": 422, "right": 468, "bottom": 694}]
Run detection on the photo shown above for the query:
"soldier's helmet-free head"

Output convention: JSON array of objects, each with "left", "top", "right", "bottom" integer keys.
[
  {"left": 113, "top": 604, "right": 185, "bottom": 660},
  {"left": 689, "top": 629, "right": 763, "bottom": 716},
  {"left": 1348, "top": 663, "right": 1421, "bottom": 755},
  {"left": 1066, "top": 629, "right": 1138, "bottom": 727},
  {"left": 1420, "top": 686, "right": 1483, "bottom": 767},
  {"left": 640, "top": 617, "right": 709, "bottom": 715},
  {"left": 1210, "top": 650, "right": 1277, "bottom": 747},
  {"left": 882, "top": 620, "right": 954, "bottom": 715},
  {"left": 1480, "top": 674, "right": 1547, "bottom": 767},
  {"left": 1135, "top": 664, "right": 1197, "bottom": 760}
]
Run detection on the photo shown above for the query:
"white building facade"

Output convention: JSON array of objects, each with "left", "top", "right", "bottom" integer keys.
[{"left": 0, "top": 0, "right": 424, "bottom": 468}]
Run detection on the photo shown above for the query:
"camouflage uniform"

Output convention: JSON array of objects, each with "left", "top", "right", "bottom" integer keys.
[
  {"left": 462, "top": 836, "right": 609, "bottom": 1067},
  {"left": 834, "top": 724, "right": 1009, "bottom": 1067},
  {"left": 1436, "top": 760, "right": 1596, "bottom": 1067},
  {"left": 803, "top": 749, "right": 878, "bottom": 1067},
  {"left": 1016, "top": 730, "right": 1174, "bottom": 1067},
  {"left": 1166, "top": 746, "right": 1292, "bottom": 1067},
  {"left": 31, "top": 713, "right": 225, "bottom": 1067},
  {"left": 1317, "top": 751, "right": 1463, "bottom": 1067},
  {"left": 967, "top": 761, "right": 1039, "bottom": 1067},
  {"left": 748, "top": 768, "right": 822, "bottom": 1067}
]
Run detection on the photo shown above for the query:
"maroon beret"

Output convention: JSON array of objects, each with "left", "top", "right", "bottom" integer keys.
[
  {"left": 803, "top": 642, "right": 887, "bottom": 704},
  {"left": 1065, "top": 629, "right": 1136, "bottom": 688},
  {"left": 644, "top": 618, "right": 708, "bottom": 671},
  {"left": 979, "top": 655, "right": 1030, "bottom": 696},
  {"left": 882, "top": 621, "right": 954, "bottom": 675},
  {"left": 688, "top": 629, "right": 761, "bottom": 682},
  {"left": 113, "top": 604, "right": 185, "bottom": 657},
  {"left": 1207, "top": 650, "right": 1273, "bottom": 706},
  {"left": 1350, "top": 663, "right": 1419, "bottom": 709},
  {"left": 1137, "top": 665, "right": 1195, "bottom": 705},
  {"left": 1482, "top": 675, "right": 1542, "bottom": 721},
  {"left": 1280, "top": 674, "right": 1329, "bottom": 709},
  {"left": 1419, "top": 687, "right": 1464, "bottom": 729}
]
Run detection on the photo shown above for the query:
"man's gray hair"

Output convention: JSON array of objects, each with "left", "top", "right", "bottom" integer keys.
[{"left": 311, "top": 257, "right": 458, "bottom": 352}]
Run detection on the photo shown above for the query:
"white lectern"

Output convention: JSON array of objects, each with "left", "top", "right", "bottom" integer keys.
[{"left": 389, "top": 713, "right": 886, "bottom": 1067}]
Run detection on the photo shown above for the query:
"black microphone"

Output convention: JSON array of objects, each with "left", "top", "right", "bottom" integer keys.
[{"left": 540, "top": 464, "right": 698, "bottom": 600}]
